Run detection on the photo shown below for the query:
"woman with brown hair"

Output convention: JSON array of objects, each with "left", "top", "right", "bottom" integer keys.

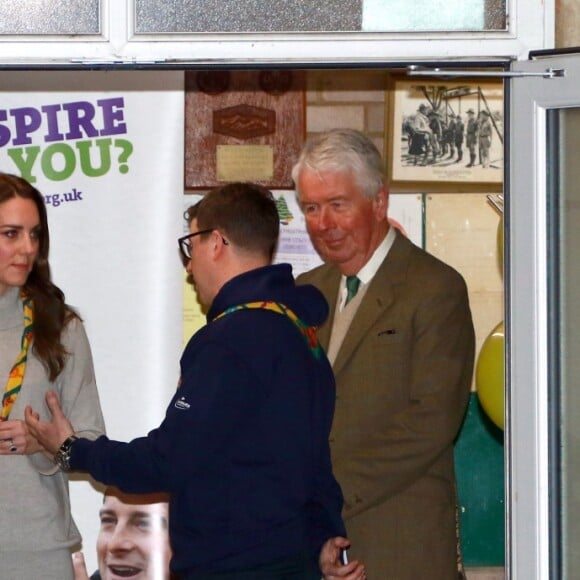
[{"left": 0, "top": 172, "right": 105, "bottom": 579}]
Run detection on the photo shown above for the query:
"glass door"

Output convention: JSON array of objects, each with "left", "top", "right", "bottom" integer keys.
[{"left": 509, "top": 52, "right": 580, "bottom": 579}]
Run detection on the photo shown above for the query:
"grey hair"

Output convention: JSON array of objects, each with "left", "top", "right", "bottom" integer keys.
[{"left": 291, "top": 129, "right": 386, "bottom": 199}]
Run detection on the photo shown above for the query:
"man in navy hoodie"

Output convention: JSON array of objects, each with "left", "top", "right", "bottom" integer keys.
[{"left": 26, "top": 182, "right": 365, "bottom": 580}]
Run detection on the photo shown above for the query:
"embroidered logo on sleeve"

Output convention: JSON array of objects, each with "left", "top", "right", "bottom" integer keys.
[{"left": 174, "top": 397, "right": 191, "bottom": 410}]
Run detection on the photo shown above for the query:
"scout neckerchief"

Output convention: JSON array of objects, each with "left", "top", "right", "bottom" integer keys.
[
  {"left": 214, "top": 301, "right": 322, "bottom": 359},
  {"left": 1, "top": 292, "right": 34, "bottom": 421}
]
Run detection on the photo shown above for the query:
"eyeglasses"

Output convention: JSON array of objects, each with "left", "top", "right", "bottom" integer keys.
[{"left": 178, "top": 229, "right": 229, "bottom": 261}]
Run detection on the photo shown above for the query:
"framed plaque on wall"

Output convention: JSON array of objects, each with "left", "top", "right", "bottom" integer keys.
[{"left": 184, "top": 70, "right": 306, "bottom": 190}]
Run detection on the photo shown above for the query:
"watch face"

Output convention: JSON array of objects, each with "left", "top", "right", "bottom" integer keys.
[
  {"left": 55, "top": 436, "right": 77, "bottom": 472},
  {"left": 56, "top": 448, "right": 70, "bottom": 471}
]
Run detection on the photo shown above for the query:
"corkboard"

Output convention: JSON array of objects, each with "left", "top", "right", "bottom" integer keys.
[{"left": 184, "top": 70, "right": 306, "bottom": 190}]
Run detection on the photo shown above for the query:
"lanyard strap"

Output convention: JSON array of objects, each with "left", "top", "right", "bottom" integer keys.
[{"left": 214, "top": 301, "right": 322, "bottom": 360}]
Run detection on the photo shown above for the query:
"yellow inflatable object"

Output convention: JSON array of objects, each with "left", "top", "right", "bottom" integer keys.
[{"left": 476, "top": 321, "right": 505, "bottom": 430}]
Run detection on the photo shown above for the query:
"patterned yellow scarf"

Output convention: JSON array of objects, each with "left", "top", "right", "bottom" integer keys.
[
  {"left": 214, "top": 301, "right": 322, "bottom": 359},
  {"left": 1, "top": 293, "right": 34, "bottom": 421}
]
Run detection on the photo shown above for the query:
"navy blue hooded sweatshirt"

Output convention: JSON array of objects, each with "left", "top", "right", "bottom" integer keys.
[{"left": 70, "top": 263, "right": 345, "bottom": 577}]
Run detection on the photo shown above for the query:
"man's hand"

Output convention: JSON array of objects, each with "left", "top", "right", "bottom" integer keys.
[
  {"left": 319, "top": 537, "right": 366, "bottom": 580},
  {"left": 25, "top": 391, "right": 74, "bottom": 455},
  {"left": 72, "top": 551, "right": 91, "bottom": 580}
]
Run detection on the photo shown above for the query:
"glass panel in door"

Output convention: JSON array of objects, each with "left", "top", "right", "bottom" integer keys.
[
  {"left": 548, "top": 106, "right": 580, "bottom": 578},
  {"left": 510, "top": 52, "right": 580, "bottom": 579}
]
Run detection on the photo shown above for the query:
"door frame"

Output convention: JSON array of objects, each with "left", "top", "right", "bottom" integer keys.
[{"left": 508, "top": 51, "right": 580, "bottom": 580}]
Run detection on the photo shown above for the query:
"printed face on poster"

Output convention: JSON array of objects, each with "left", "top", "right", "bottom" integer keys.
[
  {"left": 387, "top": 77, "right": 504, "bottom": 193},
  {"left": 90, "top": 489, "right": 172, "bottom": 580}
]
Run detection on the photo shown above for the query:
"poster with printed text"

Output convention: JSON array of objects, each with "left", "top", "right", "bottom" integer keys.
[{"left": 0, "top": 70, "right": 184, "bottom": 576}]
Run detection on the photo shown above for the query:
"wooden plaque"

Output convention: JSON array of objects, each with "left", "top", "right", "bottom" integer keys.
[{"left": 184, "top": 70, "right": 306, "bottom": 190}]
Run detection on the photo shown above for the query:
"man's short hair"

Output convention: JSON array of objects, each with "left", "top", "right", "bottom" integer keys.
[
  {"left": 103, "top": 486, "right": 169, "bottom": 506},
  {"left": 196, "top": 182, "right": 280, "bottom": 260}
]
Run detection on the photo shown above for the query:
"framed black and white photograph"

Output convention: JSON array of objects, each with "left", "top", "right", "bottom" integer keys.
[{"left": 387, "top": 77, "right": 504, "bottom": 192}]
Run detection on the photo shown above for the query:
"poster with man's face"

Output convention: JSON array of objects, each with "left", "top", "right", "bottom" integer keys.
[{"left": 92, "top": 489, "right": 172, "bottom": 580}]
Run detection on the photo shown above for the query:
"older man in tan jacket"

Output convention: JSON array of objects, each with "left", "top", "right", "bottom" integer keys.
[{"left": 294, "top": 129, "right": 475, "bottom": 579}]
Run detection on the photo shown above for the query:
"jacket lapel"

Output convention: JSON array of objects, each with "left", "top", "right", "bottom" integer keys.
[{"left": 332, "top": 232, "right": 412, "bottom": 377}]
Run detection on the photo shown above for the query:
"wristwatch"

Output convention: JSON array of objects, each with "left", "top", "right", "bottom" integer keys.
[{"left": 53, "top": 435, "right": 78, "bottom": 472}]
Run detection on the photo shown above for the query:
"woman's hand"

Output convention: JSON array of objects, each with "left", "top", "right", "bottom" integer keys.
[{"left": 0, "top": 416, "right": 43, "bottom": 455}]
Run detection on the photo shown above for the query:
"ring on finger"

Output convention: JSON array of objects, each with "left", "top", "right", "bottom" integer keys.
[{"left": 9, "top": 443, "right": 17, "bottom": 453}]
